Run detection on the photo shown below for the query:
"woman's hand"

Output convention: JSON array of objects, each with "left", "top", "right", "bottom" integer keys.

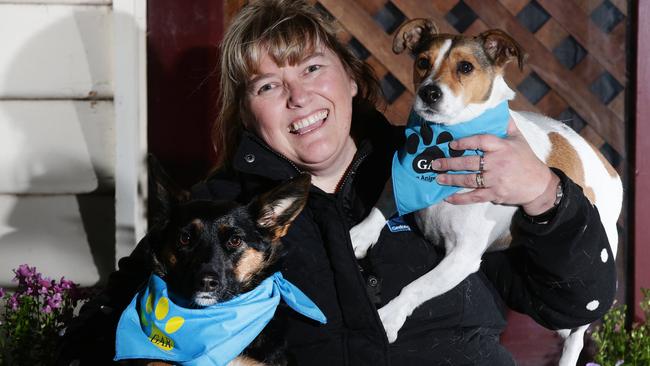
[{"left": 432, "top": 118, "right": 560, "bottom": 216}]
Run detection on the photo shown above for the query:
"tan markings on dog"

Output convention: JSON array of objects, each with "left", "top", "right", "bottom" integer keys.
[
  {"left": 271, "top": 225, "right": 291, "bottom": 241},
  {"left": 414, "top": 49, "right": 438, "bottom": 85},
  {"left": 435, "top": 44, "right": 494, "bottom": 105},
  {"left": 546, "top": 132, "right": 596, "bottom": 204},
  {"left": 227, "top": 355, "right": 267, "bottom": 366},
  {"left": 191, "top": 218, "right": 204, "bottom": 232},
  {"left": 160, "top": 246, "right": 177, "bottom": 269},
  {"left": 168, "top": 253, "right": 177, "bottom": 267},
  {"left": 589, "top": 142, "right": 619, "bottom": 178},
  {"left": 234, "top": 248, "right": 264, "bottom": 283},
  {"left": 413, "top": 38, "right": 453, "bottom": 85}
]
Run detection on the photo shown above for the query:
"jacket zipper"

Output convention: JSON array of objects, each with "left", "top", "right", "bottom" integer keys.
[
  {"left": 333, "top": 150, "right": 393, "bottom": 357},
  {"left": 335, "top": 151, "right": 369, "bottom": 194}
]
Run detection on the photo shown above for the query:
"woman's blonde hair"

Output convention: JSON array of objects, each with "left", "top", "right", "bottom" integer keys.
[{"left": 212, "top": 0, "right": 381, "bottom": 169}]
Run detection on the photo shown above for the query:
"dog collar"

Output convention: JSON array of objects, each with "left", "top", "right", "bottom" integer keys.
[
  {"left": 115, "top": 272, "right": 326, "bottom": 366},
  {"left": 392, "top": 101, "right": 510, "bottom": 215}
]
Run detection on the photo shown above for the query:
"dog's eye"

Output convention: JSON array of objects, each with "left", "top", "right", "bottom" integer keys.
[
  {"left": 458, "top": 61, "right": 474, "bottom": 74},
  {"left": 416, "top": 57, "right": 430, "bottom": 70},
  {"left": 226, "top": 237, "right": 243, "bottom": 250},
  {"left": 179, "top": 231, "right": 191, "bottom": 246}
]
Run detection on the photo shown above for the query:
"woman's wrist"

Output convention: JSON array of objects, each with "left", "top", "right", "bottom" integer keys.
[{"left": 522, "top": 171, "right": 561, "bottom": 216}]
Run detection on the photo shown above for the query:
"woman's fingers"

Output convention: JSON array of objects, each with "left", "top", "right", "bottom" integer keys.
[
  {"left": 445, "top": 189, "right": 492, "bottom": 205},
  {"left": 432, "top": 117, "right": 555, "bottom": 207},
  {"left": 431, "top": 155, "right": 483, "bottom": 172},
  {"left": 449, "top": 133, "right": 503, "bottom": 152},
  {"left": 437, "top": 171, "right": 488, "bottom": 188}
]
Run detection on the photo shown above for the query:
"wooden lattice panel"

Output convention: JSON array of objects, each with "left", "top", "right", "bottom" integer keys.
[{"left": 312, "top": 0, "right": 627, "bottom": 175}]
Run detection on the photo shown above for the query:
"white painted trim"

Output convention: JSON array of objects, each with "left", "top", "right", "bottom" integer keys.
[{"left": 113, "top": 0, "right": 147, "bottom": 264}]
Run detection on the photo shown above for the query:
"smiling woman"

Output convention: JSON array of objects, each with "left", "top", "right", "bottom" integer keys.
[
  {"left": 212, "top": 0, "right": 381, "bottom": 179},
  {"left": 243, "top": 47, "right": 358, "bottom": 192}
]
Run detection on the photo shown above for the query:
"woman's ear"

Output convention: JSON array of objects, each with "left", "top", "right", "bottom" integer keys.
[{"left": 350, "top": 79, "right": 358, "bottom": 97}]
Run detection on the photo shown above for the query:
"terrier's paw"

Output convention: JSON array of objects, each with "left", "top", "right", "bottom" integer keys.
[
  {"left": 349, "top": 207, "right": 386, "bottom": 258},
  {"left": 378, "top": 298, "right": 410, "bottom": 343}
]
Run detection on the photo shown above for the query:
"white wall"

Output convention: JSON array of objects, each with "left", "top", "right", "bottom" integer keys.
[{"left": 0, "top": 0, "right": 147, "bottom": 287}]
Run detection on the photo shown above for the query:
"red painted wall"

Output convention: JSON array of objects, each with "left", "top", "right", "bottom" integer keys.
[{"left": 147, "top": 0, "right": 224, "bottom": 188}]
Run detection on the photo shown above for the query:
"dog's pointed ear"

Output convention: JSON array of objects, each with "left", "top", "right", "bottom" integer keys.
[
  {"left": 393, "top": 18, "right": 439, "bottom": 54},
  {"left": 478, "top": 29, "right": 525, "bottom": 71},
  {"left": 250, "top": 173, "right": 311, "bottom": 241},
  {"left": 147, "top": 154, "right": 190, "bottom": 229}
]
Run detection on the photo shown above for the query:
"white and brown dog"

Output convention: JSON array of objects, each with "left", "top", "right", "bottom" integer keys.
[{"left": 350, "top": 19, "right": 622, "bottom": 366}]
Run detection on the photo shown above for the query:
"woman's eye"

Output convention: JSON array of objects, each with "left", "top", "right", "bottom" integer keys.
[
  {"left": 458, "top": 61, "right": 474, "bottom": 74},
  {"left": 179, "top": 231, "right": 191, "bottom": 246},
  {"left": 306, "top": 64, "right": 321, "bottom": 73},
  {"left": 257, "top": 83, "right": 275, "bottom": 94},
  {"left": 226, "top": 237, "right": 243, "bottom": 250},
  {"left": 416, "top": 57, "right": 431, "bottom": 70}
]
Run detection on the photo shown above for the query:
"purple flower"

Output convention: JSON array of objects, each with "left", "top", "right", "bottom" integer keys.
[
  {"left": 37, "top": 277, "right": 54, "bottom": 294},
  {"left": 47, "top": 292, "right": 63, "bottom": 309},
  {"left": 59, "top": 277, "right": 75, "bottom": 291},
  {"left": 8, "top": 293, "right": 19, "bottom": 310},
  {"left": 14, "top": 264, "right": 36, "bottom": 280},
  {"left": 0, "top": 287, "right": 4, "bottom": 298},
  {"left": 42, "top": 304, "right": 52, "bottom": 313}
]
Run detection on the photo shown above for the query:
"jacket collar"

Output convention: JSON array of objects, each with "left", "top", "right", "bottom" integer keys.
[{"left": 232, "top": 130, "right": 302, "bottom": 181}]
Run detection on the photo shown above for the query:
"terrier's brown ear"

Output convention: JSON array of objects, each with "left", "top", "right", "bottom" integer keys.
[
  {"left": 250, "top": 173, "right": 311, "bottom": 241},
  {"left": 393, "top": 18, "right": 439, "bottom": 54},
  {"left": 478, "top": 29, "right": 526, "bottom": 70}
]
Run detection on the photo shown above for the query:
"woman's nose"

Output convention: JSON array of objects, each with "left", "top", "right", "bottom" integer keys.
[{"left": 286, "top": 81, "right": 311, "bottom": 108}]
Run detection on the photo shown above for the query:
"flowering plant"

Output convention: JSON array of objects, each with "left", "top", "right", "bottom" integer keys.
[
  {"left": 589, "top": 288, "right": 650, "bottom": 366},
  {"left": 0, "top": 264, "right": 88, "bottom": 365}
]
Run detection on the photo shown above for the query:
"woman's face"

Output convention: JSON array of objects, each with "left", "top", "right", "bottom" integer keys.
[{"left": 244, "top": 46, "right": 358, "bottom": 175}]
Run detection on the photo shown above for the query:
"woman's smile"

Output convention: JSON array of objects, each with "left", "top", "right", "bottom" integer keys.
[{"left": 289, "top": 109, "right": 329, "bottom": 135}]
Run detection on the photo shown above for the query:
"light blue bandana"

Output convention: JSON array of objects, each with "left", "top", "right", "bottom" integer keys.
[
  {"left": 115, "top": 272, "right": 326, "bottom": 366},
  {"left": 392, "top": 101, "right": 510, "bottom": 216}
]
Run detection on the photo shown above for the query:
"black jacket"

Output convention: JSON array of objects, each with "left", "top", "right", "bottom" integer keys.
[{"left": 58, "top": 107, "right": 616, "bottom": 365}]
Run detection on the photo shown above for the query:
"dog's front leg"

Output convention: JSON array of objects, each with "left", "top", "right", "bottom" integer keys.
[
  {"left": 557, "top": 324, "right": 589, "bottom": 366},
  {"left": 377, "top": 245, "right": 483, "bottom": 342},
  {"left": 350, "top": 179, "right": 396, "bottom": 258}
]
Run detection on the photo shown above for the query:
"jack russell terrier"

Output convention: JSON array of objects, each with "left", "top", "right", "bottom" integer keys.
[{"left": 350, "top": 19, "right": 622, "bottom": 366}]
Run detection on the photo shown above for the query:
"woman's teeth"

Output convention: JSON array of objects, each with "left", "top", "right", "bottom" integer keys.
[{"left": 289, "top": 110, "right": 328, "bottom": 134}]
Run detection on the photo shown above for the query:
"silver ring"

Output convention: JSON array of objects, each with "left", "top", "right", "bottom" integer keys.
[
  {"left": 478, "top": 154, "right": 485, "bottom": 172},
  {"left": 476, "top": 172, "right": 485, "bottom": 189}
]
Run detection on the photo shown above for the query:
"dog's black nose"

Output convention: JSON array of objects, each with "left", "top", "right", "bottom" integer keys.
[
  {"left": 200, "top": 274, "right": 219, "bottom": 292},
  {"left": 418, "top": 84, "right": 442, "bottom": 105}
]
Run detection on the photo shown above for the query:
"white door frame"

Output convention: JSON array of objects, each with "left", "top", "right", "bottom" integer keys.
[{"left": 113, "top": 0, "right": 148, "bottom": 263}]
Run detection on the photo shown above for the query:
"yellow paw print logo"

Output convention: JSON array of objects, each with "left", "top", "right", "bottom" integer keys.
[{"left": 140, "top": 294, "right": 185, "bottom": 351}]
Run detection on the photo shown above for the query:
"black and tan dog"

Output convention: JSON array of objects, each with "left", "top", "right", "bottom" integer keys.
[{"left": 133, "top": 161, "right": 311, "bottom": 366}]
